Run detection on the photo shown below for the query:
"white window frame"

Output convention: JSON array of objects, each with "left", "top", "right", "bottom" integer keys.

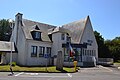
[
  {"left": 39, "top": 46, "right": 45, "bottom": 57},
  {"left": 31, "top": 46, "right": 37, "bottom": 57}
]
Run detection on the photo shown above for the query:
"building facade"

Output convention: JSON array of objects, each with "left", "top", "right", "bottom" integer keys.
[{"left": 4, "top": 13, "right": 98, "bottom": 67}]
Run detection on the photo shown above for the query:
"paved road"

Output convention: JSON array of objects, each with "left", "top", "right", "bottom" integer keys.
[{"left": 0, "top": 65, "right": 120, "bottom": 80}]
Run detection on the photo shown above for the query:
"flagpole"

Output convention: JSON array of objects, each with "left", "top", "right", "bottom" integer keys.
[{"left": 69, "top": 47, "right": 70, "bottom": 68}]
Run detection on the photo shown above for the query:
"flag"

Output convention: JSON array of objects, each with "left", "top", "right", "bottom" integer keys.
[{"left": 69, "top": 43, "right": 75, "bottom": 57}]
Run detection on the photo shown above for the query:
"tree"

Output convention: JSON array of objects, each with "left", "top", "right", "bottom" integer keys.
[
  {"left": 105, "top": 37, "right": 120, "bottom": 62},
  {"left": 94, "top": 31, "right": 111, "bottom": 58},
  {"left": 0, "top": 19, "right": 11, "bottom": 41}
]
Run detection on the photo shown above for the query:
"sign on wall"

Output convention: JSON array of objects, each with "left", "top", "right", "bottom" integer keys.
[{"left": 44, "top": 54, "right": 49, "bottom": 58}]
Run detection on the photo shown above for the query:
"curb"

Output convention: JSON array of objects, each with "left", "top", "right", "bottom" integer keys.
[{"left": 0, "top": 70, "right": 76, "bottom": 73}]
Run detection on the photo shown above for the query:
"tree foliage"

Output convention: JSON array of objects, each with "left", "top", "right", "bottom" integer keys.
[
  {"left": 94, "top": 31, "right": 111, "bottom": 58},
  {"left": 105, "top": 37, "right": 120, "bottom": 62},
  {"left": 94, "top": 31, "right": 120, "bottom": 62},
  {"left": 0, "top": 19, "right": 11, "bottom": 41}
]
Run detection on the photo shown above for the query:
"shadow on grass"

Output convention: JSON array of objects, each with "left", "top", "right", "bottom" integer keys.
[{"left": 60, "top": 69, "right": 68, "bottom": 73}]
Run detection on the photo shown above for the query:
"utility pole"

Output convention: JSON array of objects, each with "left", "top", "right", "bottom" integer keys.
[{"left": 9, "top": 19, "right": 14, "bottom": 75}]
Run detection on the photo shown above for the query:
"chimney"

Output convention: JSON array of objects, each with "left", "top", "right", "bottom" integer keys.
[
  {"left": 14, "top": 13, "right": 23, "bottom": 45},
  {"left": 15, "top": 13, "right": 23, "bottom": 26}
]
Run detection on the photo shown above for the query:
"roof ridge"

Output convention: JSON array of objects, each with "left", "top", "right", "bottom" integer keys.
[
  {"left": 62, "top": 16, "right": 88, "bottom": 26},
  {"left": 79, "top": 16, "right": 89, "bottom": 43},
  {"left": 23, "top": 19, "right": 57, "bottom": 27}
]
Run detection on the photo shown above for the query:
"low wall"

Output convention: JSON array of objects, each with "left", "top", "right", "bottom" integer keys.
[{"left": 98, "top": 58, "right": 113, "bottom": 65}]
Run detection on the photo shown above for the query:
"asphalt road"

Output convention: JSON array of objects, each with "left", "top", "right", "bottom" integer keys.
[{"left": 0, "top": 65, "right": 120, "bottom": 80}]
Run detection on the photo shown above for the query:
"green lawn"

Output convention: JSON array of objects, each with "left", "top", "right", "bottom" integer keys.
[
  {"left": 114, "top": 62, "right": 120, "bottom": 64},
  {"left": 0, "top": 65, "right": 76, "bottom": 73}
]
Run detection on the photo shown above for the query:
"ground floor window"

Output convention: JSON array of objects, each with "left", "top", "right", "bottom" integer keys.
[
  {"left": 64, "top": 48, "right": 96, "bottom": 62},
  {"left": 31, "top": 46, "right": 37, "bottom": 57},
  {"left": 64, "top": 48, "right": 71, "bottom": 61},
  {"left": 39, "top": 46, "right": 45, "bottom": 57},
  {"left": 31, "top": 45, "right": 51, "bottom": 57},
  {"left": 64, "top": 48, "right": 82, "bottom": 62},
  {"left": 82, "top": 49, "right": 96, "bottom": 56},
  {"left": 46, "top": 47, "right": 51, "bottom": 57}
]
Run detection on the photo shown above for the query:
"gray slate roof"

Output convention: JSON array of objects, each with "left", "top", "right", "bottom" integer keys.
[
  {"left": 48, "top": 27, "right": 70, "bottom": 35},
  {"left": 0, "top": 41, "right": 15, "bottom": 52},
  {"left": 62, "top": 16, "right": 88, "bottom": 44},
  {"left": 20, "top": 16, "right": 88, "bottom": 43},
  {"left": 22, "top": 19, "right": 56, "bottom": 42}
]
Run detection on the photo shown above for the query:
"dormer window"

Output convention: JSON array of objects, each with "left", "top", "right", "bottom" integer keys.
[
  {"left": 31, "top": 31, "right": 42, "bottom": 41},
  {"left": 35, "top": 32, "right": 41, "bottom": 39},
  {"left": 31, "top": 25, "right": 42, "bottom": 41}
]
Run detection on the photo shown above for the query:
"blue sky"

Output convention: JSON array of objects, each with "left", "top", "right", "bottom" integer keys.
[{"left": 0, "top": 0, "right": 120, "bottom": 40}]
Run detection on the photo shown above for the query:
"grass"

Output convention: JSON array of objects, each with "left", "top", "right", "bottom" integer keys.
[
  {"left": 0, "top": 65, "right": 76, "bottom": 73},
  {"left": 114, "top": 62, "right": 120, "bottom": 66},
  {"left": 114, "top": 62, "right": 120, "bottom": 64}
]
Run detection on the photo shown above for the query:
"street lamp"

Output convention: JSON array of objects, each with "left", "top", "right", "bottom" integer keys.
[{"left": 9, "top": 19, "right": 14, "bottom": 75}]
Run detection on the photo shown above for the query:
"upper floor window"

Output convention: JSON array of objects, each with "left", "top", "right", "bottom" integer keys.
[
  {"left": 31, "top": 31, "right": 41, "bottom": 41},
  {"left": 31, "top": 46, "right": 37, "bottom": 57},
  {"left": 61, "top": 33, "right": 65, "bottom": 40},
  {"left": 35, "top": 32, "right": 41, "bottom": 39}
]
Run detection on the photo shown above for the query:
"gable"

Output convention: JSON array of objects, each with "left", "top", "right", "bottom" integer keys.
[
  {"left": 80, "top": 16, "right": 98, "bottom": 48},
  {"left": 35, "top": 25, "right": 40, "bottom": 30},
  {"left": 62, "top": 17, "right": 87, "bottom": 44}
]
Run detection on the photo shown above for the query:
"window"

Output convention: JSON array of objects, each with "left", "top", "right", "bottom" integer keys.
[
  {"left": 64, "top": 56, "right": 69, "bottom": 62},
  {"left": 90, "top": 50, "right": 92, "bottom": 56},
  {"left": 85, "top": 49, "right": 87, "bottom": 56},
  {"left": 64, "top": 48, "right": 82, "bottom": 62},
  {"left": 31, "top": 46, "right": 37, "bottom": 57},
  {"left": 39, "top": 46, "right": 45, "bottom": 57},
  {"left": 82, "top": 49, "right": 84, "bottom": 56},
  {"left": 61, "top": 33, "right": 65, "bottom": 40},
  {"left": 35, "top": 32, "right": 41, "bottom": 39},
  {"left": 94, "top": 50, "right": 96, "bottom": 56},
  {"left": 64, "top": 48, "right": 70, "bottom": 62},
  {"left": 87, "top": 50, "right": 89, "bottom": 56},
  {"left": 31, "top": 31, "right": 41, "bottom": 41},
  {"left": 46, "top": 47, "right": 51, "bottom": 57},
  {"left": 66, "top": 36, "right": 69, "bottom": 41}
]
